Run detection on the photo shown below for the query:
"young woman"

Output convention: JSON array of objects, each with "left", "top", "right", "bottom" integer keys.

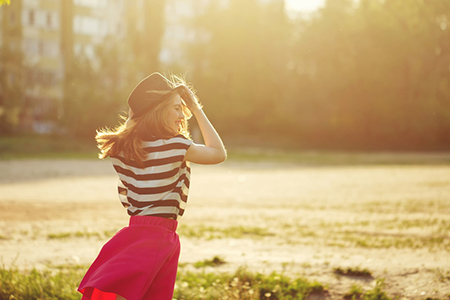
[{"left": 78, "top": 72, "right": 226, "bottom": 300}]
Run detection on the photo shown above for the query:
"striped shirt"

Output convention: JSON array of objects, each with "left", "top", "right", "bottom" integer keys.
[{"left": 110, "top": 135, "right": 193, "bottom": 220}]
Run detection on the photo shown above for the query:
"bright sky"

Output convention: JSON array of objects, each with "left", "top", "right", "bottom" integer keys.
[{"left": 285, "top": 0, "right": 326, "bottom": 12}]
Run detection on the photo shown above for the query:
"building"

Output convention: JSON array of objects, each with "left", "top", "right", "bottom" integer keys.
[{"left": 0, "top": 0, "right": 125, "bottom": 133}]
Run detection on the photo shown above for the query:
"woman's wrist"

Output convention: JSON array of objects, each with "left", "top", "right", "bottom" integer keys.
[{"left": 190, "top": 106, "right": 203, "bottom": 116}]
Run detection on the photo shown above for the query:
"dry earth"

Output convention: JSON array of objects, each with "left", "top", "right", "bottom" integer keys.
[{"left": 0, "top": 158, "right": 449, "bottom": 299}]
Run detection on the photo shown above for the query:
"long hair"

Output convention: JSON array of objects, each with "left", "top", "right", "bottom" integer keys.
[{"left": 95, "top": 75, "right": 194, "bottom": 163}]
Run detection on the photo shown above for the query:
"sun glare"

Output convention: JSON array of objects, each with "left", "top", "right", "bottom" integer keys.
[{"left": 285, "top": 0, "right": 326, "bottom": 12}]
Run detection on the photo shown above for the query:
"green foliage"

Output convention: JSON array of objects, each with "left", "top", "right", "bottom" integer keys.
[
  {"left": 179, "top": 0, "right": 450, "bottom": 150},
  {"left": 0, "top": 0, "right": 10, "bottom": 6},
  {"left": 185, "top": 0, "right": 292, "bottom": 137},
  {"left": 61, "top": 39, "right": 130, "bottom": 139},
  {"left": 0, "top": 46, "right": 24, "bottom": 134}
]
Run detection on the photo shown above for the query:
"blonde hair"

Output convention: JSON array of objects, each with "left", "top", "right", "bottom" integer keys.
[{"left": 96, "top": 75, "right": 195, "bottom": 164}]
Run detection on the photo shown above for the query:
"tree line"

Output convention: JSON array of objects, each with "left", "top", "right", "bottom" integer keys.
[
  {"left": 184, "top": 0, "right": 450, "bottom": 150},
  {"left": 2, "top": 0, "right": 449, "bottom": 150}
]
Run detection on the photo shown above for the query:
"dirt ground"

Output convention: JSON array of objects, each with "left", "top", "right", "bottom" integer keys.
[{"left": 0, "top": 158, "right": 449, "bottom": 299}]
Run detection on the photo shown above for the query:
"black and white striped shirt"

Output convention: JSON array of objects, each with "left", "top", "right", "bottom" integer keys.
[{"left": 110, "top": 135, "right": 193, "bottom": 220}]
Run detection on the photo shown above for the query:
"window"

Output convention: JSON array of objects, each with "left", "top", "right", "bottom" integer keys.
[
  {"left": 22, "top": 9, "right": 58, "bottom": 29},
  {"left": 38, "top": 41, "right": 44, "bottom": 56},
  {"left": 9, "top": 10, "right": 16, "bottom": 25},
  {"left": 47, "top": 12, "right": 52, "bottom": 27},
  {"left": 74, "top": 15, "right": 107, "bottom": 37},
  {"left": 74, "top": 0, "right": 107, "bottom": 8},
  {"left": 23, "top": 39, "right": 39, "bottom": 56},
  {"left": 29, "top": 10, "right": 35, "bottom": 26}
]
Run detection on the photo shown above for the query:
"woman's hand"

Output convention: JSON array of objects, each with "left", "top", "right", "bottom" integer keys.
[{"left": 181, "top": 86, "right": 202, "bottom": 113}]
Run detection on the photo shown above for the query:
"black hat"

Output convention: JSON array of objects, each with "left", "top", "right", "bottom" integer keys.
[{"left": 127, "top": 72, "right": 181, "bottom": 119}]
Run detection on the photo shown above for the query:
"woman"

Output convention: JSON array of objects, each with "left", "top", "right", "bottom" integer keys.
[{"left": 78, "top": 72, "right": 226, "bottom": 300}]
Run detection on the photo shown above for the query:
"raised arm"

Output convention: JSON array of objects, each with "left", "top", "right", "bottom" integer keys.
[{"left": 183, "top": 88, "right": 227, "bottom": 165}]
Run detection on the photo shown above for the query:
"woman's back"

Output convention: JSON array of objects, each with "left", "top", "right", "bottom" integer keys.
[{"left": 111, "top": 135, "right": 193, "bottom": 220}]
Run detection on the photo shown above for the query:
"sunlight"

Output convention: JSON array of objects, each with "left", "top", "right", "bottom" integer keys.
[{"left": 284, "top": 0, "right": 326, "bottom": 12}]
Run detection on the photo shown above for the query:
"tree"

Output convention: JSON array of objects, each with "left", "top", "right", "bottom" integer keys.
[
  {"left": 0, "top": 46, "right": 24, "bottom": 134},
  {"left": 184, "top": 0, "right": 292, "bottom": 139},
  {"left": 0, "top": 0, "right": 10, "bottom": 7},
  {"left": 61, "top": 38, "right": 131, "bottom": 139}
]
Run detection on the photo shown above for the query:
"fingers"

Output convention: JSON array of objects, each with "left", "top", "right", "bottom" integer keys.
[{"left": 180, "top": 86, "right": 202, "bottom": 111}]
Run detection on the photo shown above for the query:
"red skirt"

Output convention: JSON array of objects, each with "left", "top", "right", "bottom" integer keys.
[{"left": 78, "top": 216, "right": 180, "bottom": 300}]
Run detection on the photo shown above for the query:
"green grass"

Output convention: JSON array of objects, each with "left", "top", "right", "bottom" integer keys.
[
  {"left": 0, "top": 264, "right": 402, "bottom": 300},
  {"left": 47, "top": 231, "right": 103, "bottom": 240},
  {"left": 0, "top": 264, "right": 86, "bottom": 300},
  {"left": 227, "top": 148, "right": 450, "bottom": 165},
  {"left": 193, "top": 256, "right": 227, "bottom": 268},
  {"left": 177, "top": 221, "right": 450, "bottom": 251},
  {"left": 174, "top": 267, "right": 325, "bottom": 300},
  {"left": 0, "top": 135, "right": 98, "bottom": 160},
  {"left": 2, "top": 135, "right": 450, "bottom": 164},
  {"left": 343, "top": 280, "right": 391, "bottom": 300}
]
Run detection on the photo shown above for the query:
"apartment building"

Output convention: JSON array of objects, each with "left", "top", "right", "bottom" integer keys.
[{"left": 0, "top": 0, "right": 125, "bottom": 132}]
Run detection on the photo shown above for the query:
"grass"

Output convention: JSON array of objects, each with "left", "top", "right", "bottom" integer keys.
[
  {"left": 0, "top": 263, "right": 403, "bottom": 300},
  {"left": 174, "top": 267, "right": 326, "bottom": 300},
  {"left": 2, "top": 135, "right": 450, "bottom": 165},
  {"left": 178, "top": 225, "right": 275, "bottom": 240},
  {"left": 0, "top": 264, "right": 328, "bottom": 300},
  {"left": 193, "top": 256, "right": 227, "bottom": 268},
  {"left": 177, "top": 220, "right": 450, "bottom": 252},
  {"left": 47, "top": 230, "right": 108, "bottom": 240},
  {"left": 329, "top": 231, "right": 450, "bottom": 251},
  {"left": 226, "top": 147, "right": 450, "bottom": 165},
  {"left": 0, "top": 264, "right": 86, "bottom": 300},
  {"left": 343, "top": 280, "right": 391, "bottom": 300},
  {"left": 0, "top": 135, "right": 98, "bottom": 160},
  {"left": 333, "top": 267, "right": 373, "bottom": 277}
]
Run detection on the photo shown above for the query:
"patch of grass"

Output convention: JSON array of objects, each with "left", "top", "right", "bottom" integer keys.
[
  {"left": 325, "top": 230, "right": 450, "bottom": 251},
  {"left": 0, "top": 264, "right": 397, "bottom": 300},
  {"left": 343, "top": 281, "right": 391, "bottom": 300},
  {"left": 344, "top": 284, "right": 364, "bottom": 300},
  {"left": 350, "top": 217, "right": 450, "bottom": 233},
  {"left": 333, "top": 267, "right": 372, "bottom": 277},
  {"left": 0, "top": 135, "right": 97, "bottom": 160},
  {"left": 48, "top": 232, "right": 73, "bottom": 239},
  {"left": 364, "top": 279, "right": 390, "bottom": 300},
  {"left": 0, "top": 264, "right": 86, "bottom": 300},
  {"left": 227, "top": 148, "right": 450, "bottom": 165},
  {"left": 174, "top": 267, "right": 325, "bottom": 300},
  {"left": 194, "top": 256, "right": 227, "bottom": 268},
  {"left": 47, "top": 231, "right": 103, "bottom": 240},
  {"left": 433, "top": 268, "right": 450, "bottom": 282},
  {"left": 3, "top": 135, "right": 450, "bottom": 164},
  {"left": 362, "top": 199, "right": 450, "bottom": 214},
  {"left": 178, "top": 225, "right": 274, "bottom": 240}
]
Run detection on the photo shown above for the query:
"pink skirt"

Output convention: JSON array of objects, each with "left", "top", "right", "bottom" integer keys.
[{"left": 78, "top": 216, "right": 180, "bottom": 300}]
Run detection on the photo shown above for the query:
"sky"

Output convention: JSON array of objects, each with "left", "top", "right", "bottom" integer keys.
[{"left": 285, "top": 0, "right": 326, "bottom": 12}]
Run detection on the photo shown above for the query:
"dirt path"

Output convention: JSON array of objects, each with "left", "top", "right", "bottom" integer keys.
[{"left": 1, "top": 159, "right": 449, "bottom": 299}]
